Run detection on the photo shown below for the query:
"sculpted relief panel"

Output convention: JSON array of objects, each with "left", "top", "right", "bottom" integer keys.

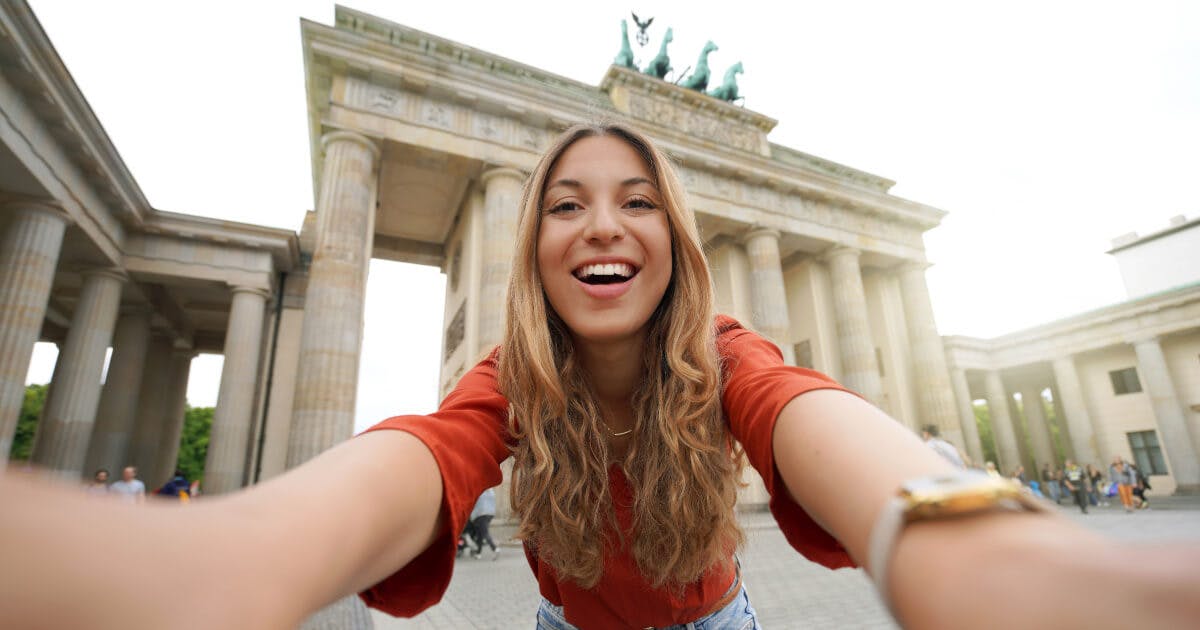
[
  {"left": 625, "top": 92, "right": 761, "bottom": 154},
  {"left": 342, "top": 77, "right": 551, "bottom": 153},
  {"left": 676, "top": 164, "right": 923, "bottom": 249}
]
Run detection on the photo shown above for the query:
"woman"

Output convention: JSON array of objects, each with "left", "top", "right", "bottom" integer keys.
[
  {"left": 1110, "top": 456, "right": 1137, "bottom": 513},
  {"left": 1087, "top": 463, "right": 1105, "bottom": 507},
  {"left": 2, "top": 123, "right": 1199, "bottom": 629}
]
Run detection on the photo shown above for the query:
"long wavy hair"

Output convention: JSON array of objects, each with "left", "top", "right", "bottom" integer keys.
[{"left": 498, "top": 122, "right": 745, "bottom": 589}]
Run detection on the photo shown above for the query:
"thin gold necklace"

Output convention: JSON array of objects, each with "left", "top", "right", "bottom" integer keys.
[{"left": 610, "top": 427, "right": 633, "bottom": 437}]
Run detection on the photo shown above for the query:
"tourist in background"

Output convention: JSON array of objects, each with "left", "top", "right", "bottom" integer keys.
[
  {"left": 1130, "top": 462, "right": 1151, "bottom": 510},
  {"left": 920, "top": 425, "right": 965, "bottom": 469},
  {"left": 469, "top": 487, "right": 499, "bottom": 560},
  {"left": 85, "top": 469, "right": 109, "bottom": 496},
  {"left": 107, "top": 466, "right": 145, "bottom": 504},
  {"left": 1062, "top": 460, "right": 1088, "bottom": 514},
  {"left": 1110, "top": 457, "right": 1136, "bottom": 513}
]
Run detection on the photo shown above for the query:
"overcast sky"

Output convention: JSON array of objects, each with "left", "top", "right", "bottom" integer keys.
[{"left": 22, "top": 1, "right": 1199, "bottom": 432}]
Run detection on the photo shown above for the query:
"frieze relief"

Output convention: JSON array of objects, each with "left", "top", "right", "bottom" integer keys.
[
  {"left": 343, "top": 78, "right": 552, "bottom": 153},
  {"left": 625, "top": 92, "right": 760, "bottom": 153},
  {"left": 675, "top": 164, "right": 922, "bottom": 249}
]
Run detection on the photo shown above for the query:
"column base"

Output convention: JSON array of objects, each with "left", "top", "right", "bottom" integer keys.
[{"left": 1170, "top": 484, "right": 1200, "bottom": 496}]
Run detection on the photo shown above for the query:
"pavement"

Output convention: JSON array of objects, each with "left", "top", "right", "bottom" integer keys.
[{"left": 370, "top": 496, "right": 1200, "bottom": 629}]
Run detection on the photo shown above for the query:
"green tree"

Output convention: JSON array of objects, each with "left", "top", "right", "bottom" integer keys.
[
  {"left": 175, "top": 406, "right": 213, "bottom": 483},
  {"left": 972, "top": 401, "right": 999, "bottom": 467},
  {"left": 10, "top": 383, "right": 48, "bottom": 461}
]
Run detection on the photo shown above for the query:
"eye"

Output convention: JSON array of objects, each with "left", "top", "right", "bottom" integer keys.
[
  {"left": 625, "top": 197, "right": 657, "bottom": 210},
  {"left": 546, "top": 201, "right": 581, "bottom": 214}
]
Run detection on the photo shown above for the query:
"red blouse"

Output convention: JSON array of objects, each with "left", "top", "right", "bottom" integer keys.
[{"left": 359, "top": 316, "right": 856, "bottom": 628}]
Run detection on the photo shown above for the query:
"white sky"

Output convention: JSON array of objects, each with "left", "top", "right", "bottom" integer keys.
[{"left": 21, "top": 1, "right": 1200, "bottom": 433}]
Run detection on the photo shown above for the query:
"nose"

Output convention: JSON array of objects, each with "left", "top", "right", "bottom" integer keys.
[{"left": 582, "top": 203, "right": 625, "bottom": 243}]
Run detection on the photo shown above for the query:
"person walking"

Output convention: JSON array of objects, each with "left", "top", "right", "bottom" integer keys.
[
  {"left": 1130, "top": 462, "right": 1151, "bottom": 509},
  {"left": 1062, "top": 460, "right": 1088, "bottom": 514},
  {"left": 1110, "top": 457, "right": 1136, "bottom": 513},
  {"left": 921, "top": 425, "right": 965, "bottom": 469},
  {"left": 469, "top": 487, "right": 499, "bottom": 560}
]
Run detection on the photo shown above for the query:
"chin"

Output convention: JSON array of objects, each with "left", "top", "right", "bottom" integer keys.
[{"left": 564, "top": 314, "right": 653, "bottom": 347}]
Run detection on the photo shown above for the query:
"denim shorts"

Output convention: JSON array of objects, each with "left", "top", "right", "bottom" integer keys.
[{"left": 535, "top": 583, "right": 762, "bottom": 630}]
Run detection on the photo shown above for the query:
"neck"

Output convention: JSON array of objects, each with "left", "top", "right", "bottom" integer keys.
[{"left": 573, "top": 331, "right": 646, "bottom": 432}]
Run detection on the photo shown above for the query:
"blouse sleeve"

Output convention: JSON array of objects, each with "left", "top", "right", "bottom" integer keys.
[
  {"left": 716, "top": 316, "right": 857, "bottom": 570},
  {"left": 357, "top": 348, "right": 512, "bottom": 617}
]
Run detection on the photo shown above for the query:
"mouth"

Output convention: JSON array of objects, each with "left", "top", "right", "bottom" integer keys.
[{"left": 571, "top": 261, "right": 639, "bottom": 285}]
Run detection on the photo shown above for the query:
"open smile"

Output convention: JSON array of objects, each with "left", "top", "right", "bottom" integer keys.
[{"left": 571, "top": 259, "right": 641, "bottom": 299}]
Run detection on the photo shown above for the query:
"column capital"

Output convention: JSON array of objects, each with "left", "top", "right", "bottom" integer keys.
[
  {"left": 81, "top": 267, "right": 128, "bottom": 284},
  {"left": 821, "top": 245, "right": 861, "bottom": 262},
  {"left": 479, "top": 166, "right": 527, "bottom": 187},
  {"left": 320, "top": 130, "right": 380, "bottom": 162},
  {"left": 1126, "top": 334, "right": 1162, "bottom": 347},
  {"left": 2, "top": 198, "right": 72, "bottom": 225},
  {"left": 897, "top": 260, "right": 932, "bottom": 275},
  {"left": 740, "top": 226, "right": 781, "bottom": 245},
  {"left": 230, "top": 285, "right": 271, "bottom": 300}
]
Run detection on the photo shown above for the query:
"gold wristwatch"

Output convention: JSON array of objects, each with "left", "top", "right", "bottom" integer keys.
[{"left": 867, "top": 471, "right": 1053, "bottom": 618}]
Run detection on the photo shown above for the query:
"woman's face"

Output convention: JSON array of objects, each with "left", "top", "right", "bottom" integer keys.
[{"left": 537, "top": 135, "right": 672, "bottom": 347}]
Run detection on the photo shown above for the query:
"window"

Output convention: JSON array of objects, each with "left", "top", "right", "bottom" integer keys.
[
  {"left": 1128, "top": 430, "right": 1168, "bottom": 475},
  {"left": 1109, "top": 367, "right": 1142, "bottom": 395}
]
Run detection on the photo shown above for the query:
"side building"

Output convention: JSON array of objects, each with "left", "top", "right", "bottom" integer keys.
[{"left": 945, "top": 216, "right": 1200, "bottom": 494}]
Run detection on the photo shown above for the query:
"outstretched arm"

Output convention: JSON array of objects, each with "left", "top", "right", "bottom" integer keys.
[
  {"left": 773, "top": 390, "right": 1200, "bottom": 629},
  {"left": 0, "top": 430, "right": 443, "bottom": 629}
]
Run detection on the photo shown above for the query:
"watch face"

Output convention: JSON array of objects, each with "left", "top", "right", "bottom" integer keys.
[{"left": 900, "top": 471, "right": 1023, "bottom": 520}]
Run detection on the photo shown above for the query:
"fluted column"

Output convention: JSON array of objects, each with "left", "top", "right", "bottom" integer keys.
[
  {"left": 84, "top": 307, "right": 151, "bottom": 476},
  {"left": 477, "top": 166, "right": 525, "bottom": 351},
  {"left": 0, "top": 202, "right": 69, "bottom": 462},
  {"left": 949, "top": 367, "right": 985, "bottom": 465},
  {"left": 206, "top": 287, "right": 269, "bottom": 493},
  {"left": 1019, "top": 385, "right": 1056, "bottom": 470},
  {"left": 287, "top": 131, "right": 380, "bottom": 470},
  {"left": 898, "top": 263, "right": 962, "bottom": 445},
  {"left": 127, "top": 335, "right": 172, "bottom": 486},
  {"left": 31, "top": 267, "right": 125, "bottom": 477},
  {"left": 1051, "top": 356, "right": 1101, "bottom": 465},
  {"left": 824, "top": 246, "right": 883, "bottom": 402},
  {"left": 152, "top": 349, "right": 194, "bottom": 485},
  {"left": 742, "top": 228, "right": 794, "bottom": 364},
  {"left": 1132, "top": 338, "right": 1200, "bottom": 490},
  {"left": 983, "top": 370, "right": 1021, "bottom": 473}
]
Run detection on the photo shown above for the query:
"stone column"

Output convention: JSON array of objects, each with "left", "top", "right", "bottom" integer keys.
[
  {"left": 287, "top": 131, "right": 380, "bottom": 470},
  {"left": 898, "top": 264, "right": 962, "bottom": 445},
  {"left": 84, "top": 307, "right": 151, "bottom": 476},
  {"left": 1051, "top": 356, "right": 1101, "bottom": 465},
  {"left": 949, "top": 367, "right": 985, "bottom": 465},
  {"left": 983, "top": 370, "right": 1021, "bottom": 473},
  {"left": 127, "top": 335, "right": 172, "bottom": 485},
  {"left": 1133, "top": 338, "right": 1200, "bottom": 490},
  {"left": 152, "top": 349, "right": 194, "bottom": 485},
  {"left": 824, "top": 246, "right": 883, "bottom": 402},
  {"left": 1019, "top": 385, "right": 1056, "bottom": 470},
  {"left": 0, "top": 201, "right": 69, "bottom": 461},
  {"left": 206, "top": 287, "right": 269, "bottom": 493},
  {"left": 477, "top": 167, "right": 526, "bottom": 351},
  {"left": 742, "top": 228, "right": 794, "bottom": 364},
  {"left": 31, "top": 268, "right": 124, "bottom": 477}
]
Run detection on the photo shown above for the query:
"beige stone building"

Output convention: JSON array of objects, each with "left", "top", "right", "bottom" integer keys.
[
  {"left": 0, "top": 4, "right": 962, "bottom": 508},
  {"left": 4, "top": 1, "right": 1195, "bottom": 532},
  {"left": 945, "top": 216, "right": 1200, "bottom": 494}
]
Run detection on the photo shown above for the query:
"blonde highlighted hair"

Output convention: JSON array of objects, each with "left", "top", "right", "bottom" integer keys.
[{"left": 499, "top": 122, "right": 744, "bottom": 589}]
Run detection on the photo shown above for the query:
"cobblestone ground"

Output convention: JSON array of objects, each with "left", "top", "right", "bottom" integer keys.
[{"left": 371, "top": 497, "right": 1200, "bottom": 629}]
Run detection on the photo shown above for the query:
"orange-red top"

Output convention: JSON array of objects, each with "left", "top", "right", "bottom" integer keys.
[{"left": 359, "top": 316, "right": 856, "bottom": 629}]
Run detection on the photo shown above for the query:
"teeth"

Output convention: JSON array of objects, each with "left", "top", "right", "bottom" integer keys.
[{"left": 575, "top": 263, "right": 634, "bottom": 278}]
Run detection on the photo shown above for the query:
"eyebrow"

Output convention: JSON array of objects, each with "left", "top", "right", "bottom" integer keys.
[{"left": 544, "top": 177, "right": 658, "bottom": 190}]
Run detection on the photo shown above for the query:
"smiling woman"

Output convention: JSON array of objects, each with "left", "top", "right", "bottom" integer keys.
[{"left": 3, "top": 123, "right": 1200, "bottom": 630}]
